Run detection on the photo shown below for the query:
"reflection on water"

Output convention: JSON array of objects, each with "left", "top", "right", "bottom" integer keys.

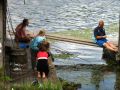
[
  {"left": 51, "top": 41, "right": 120, "bottom": 90},
  {"left": 57, "top": 65, "right": 117, "bottom": 90},
  {"left": 52, "top": 41, "right": 106, "bottom": 65}
]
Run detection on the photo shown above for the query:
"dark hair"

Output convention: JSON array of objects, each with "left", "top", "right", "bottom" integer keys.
[
  {"left": 38, "top": 41, "right": 50, "bottom": 51},
  {"left": 22, "top": 19, "right": 29, "bottom": 26}
]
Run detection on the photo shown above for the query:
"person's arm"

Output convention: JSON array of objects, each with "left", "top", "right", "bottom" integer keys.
[
  {"left": 96, "top": 35, "right": 107, "bottom": 39},
  {"left": 23, "top": 27, "right": 27, "bottom": 37},
  {"left": 26, "top": 30, "right": 35, "bottom": 38}
]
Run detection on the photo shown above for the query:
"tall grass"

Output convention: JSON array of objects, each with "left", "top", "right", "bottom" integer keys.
[
  {"left": 10, "top": 81, "right": 62, "bottom": 90},
  {"left": 0, "top": 67, "right": 13, "bottom": 90}
]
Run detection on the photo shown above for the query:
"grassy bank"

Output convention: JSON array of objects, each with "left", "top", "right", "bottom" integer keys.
[
  {"left": 0, "top": 68, "right": 5, "bottom": 90},
  {"left": 49, "top": 23, "right": 119, "bottom": 41},
  {"left": 10, "top": 81, "right": 62, "bottom": 90}
]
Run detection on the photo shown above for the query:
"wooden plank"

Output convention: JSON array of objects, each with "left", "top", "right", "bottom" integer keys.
[
  {"left": 7, "top": 30, "right": 118, "bottom": 47},
  {"left": 46, "top": 34, "right": 99, "bottom": 47},
  {"left": 46, "top": 34, "right": 118, "bottom": 47}
]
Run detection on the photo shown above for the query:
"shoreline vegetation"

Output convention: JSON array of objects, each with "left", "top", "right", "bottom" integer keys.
[
  {"left": 48, "top": 23, "right": 119, "bottom": 42},
  {"left": 0, "top": 67, "right": 63, "bottom": 90},
  {"left": 53, "top": 53, "right": 74, "bottom": 59},
  {"left": 10, "top": 81, "right": 62, "bottom": 90},
  {"left": 5, "top": 23, "right": 118, "bottom": 42}
]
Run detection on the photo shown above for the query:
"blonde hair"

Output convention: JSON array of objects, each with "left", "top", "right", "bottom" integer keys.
[{"left": 38, "top": 29, "right": 46, "bottom": 36}]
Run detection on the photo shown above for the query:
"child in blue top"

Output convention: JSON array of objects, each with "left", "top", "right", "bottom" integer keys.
[{"left": 30, "top": 30, "right": 46, "bottom": 70}]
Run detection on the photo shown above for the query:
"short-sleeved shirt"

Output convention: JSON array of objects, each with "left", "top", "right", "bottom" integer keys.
[
  {"left": 37, "top": 51, "right": 50, "bottom": 60},
  {"left": 94, "top": 26, "right": 106, "bottom": 40},
  {"left": 30, "top": 36, "right": 46, "bottom": 50}
]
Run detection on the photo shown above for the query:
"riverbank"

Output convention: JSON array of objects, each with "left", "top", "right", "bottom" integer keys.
[{"left": 49, "top": 23, "right": 118, "bottom": 43}]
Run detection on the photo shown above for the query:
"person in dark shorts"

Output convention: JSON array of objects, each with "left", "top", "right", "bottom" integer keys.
[
  {"left": 36, "top": 41, "right": 50, "bottom": 79},
  {"left": 94, "top": 20, "right": 118, "bottom": 52},
  {"left": 30, "top": 30, "right": 46, "bottom": 70},
  {"left": 30, "top": 30, "right": 46, "bottom": 85}
]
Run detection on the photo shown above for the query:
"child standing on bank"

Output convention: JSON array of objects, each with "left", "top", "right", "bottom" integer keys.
[
  {"left": 30, "top": 30, "right": 46, "bottom": 70},
  {"left": 36, "top": 41, "right": 50, "bottom": 79}
]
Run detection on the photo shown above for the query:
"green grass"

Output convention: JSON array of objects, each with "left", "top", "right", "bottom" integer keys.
[
  {"left": 0, "top": 67, "right": 12, "bottom": 82},
  {"left": 49, "top": 23, "right": 119, "bottom": 41},
  {"left": 59, "top": 78, "right": 80, "bottom": 90},
  {"left": 0, "top": 67, "right": 12, "bottom": 90},
  {"left": 50, "top": 28, "right": 92, "bottom": 41},
  {"left": 10, "top": 81, "right": 62, "bottom": 90},
  {"left": 0, "top": 68, "right": 5, "bottom": 90},
  {"left": 0, "top": 67, "right": 62, "bottom": 90},
  {"left": 53, "top": 53, "right": 75, "bottom": 59},
  {"left": 106, "top": 23, "right": 119, "bottom": 33}
]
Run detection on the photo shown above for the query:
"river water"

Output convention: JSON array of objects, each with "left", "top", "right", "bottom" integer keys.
[
  {"left": 8, "top": 0, "right": 120, "bottom": 90},
  {"left": 51, "top": 41, "right": 106, "bottom": 65},
  {"left": 51, "top": 41, "right": 119, "bottom": 90},
  {"left": 8, "top": 0, "right": 120, "bottom": 32}
]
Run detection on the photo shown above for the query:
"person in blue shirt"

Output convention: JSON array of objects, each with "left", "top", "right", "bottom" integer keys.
[
  {"left": 30, "top": 30, "right": 46, "bottom": 85},
  {"left": 30, "top": 30, "right": 46, "bottom": 70},
  {"left": 94, "top": 20, "right": 118, "bottom": 52},
  {"left": 30, "top": 30, "right": 54, "bottom": 85}
]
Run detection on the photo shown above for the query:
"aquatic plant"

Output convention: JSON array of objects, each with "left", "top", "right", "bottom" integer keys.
[{"left": 53, "top": 53, "right": 74, "bottom": 59}]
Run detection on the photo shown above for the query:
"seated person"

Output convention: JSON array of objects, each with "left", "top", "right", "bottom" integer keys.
[
  {"left": 94, "top": 20, "right": 118, "bottom": 52},
  {"left": 15, "top": 19, "right": 32, "bottom": 44}
]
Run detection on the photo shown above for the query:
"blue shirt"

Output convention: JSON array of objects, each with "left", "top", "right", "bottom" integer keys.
[
  {"left": 30, "top": 36, "right": 46, "bottom": 50},
  {"left": 94, "top": 26, "right": 106, "bottom": 40}
]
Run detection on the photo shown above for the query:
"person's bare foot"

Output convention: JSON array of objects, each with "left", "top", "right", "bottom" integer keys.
[
  {"left": 38, "top": 72, "right": 41, "bottom": 78},
  {"left": 42, "top": 73, "right": 46, "bottom": 79}
]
